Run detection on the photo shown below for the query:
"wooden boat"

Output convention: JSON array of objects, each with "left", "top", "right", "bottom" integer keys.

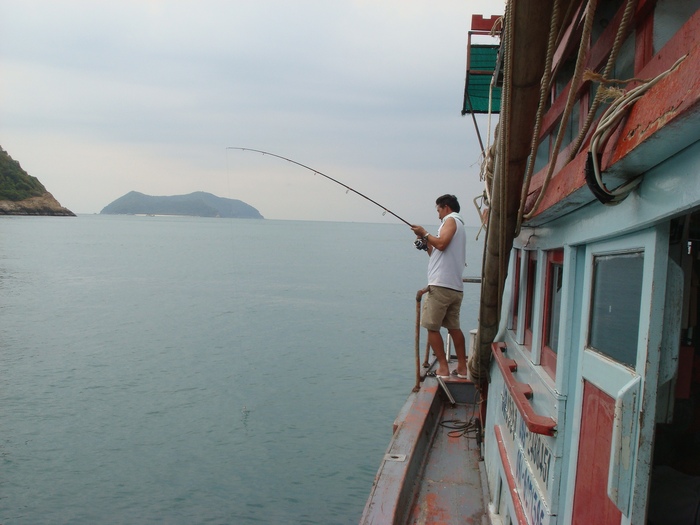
[{"left": 362, "top": 1, "right": 700, "bottom": 523}]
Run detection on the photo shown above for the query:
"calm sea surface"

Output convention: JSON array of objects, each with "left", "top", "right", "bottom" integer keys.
[{"left": 0, "top": 215, "right": 483, "bottom": 524}]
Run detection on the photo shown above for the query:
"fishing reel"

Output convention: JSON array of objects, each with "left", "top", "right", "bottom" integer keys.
[{"left": 414, "top": 237, "right": 428, "bottom": 251}]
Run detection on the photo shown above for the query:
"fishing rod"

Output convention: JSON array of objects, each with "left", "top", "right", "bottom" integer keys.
[{"left": 226, "top": 147, "right": 413, "bottom": 227}]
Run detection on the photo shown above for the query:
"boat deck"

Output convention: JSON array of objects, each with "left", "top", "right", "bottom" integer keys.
[
  {"left": 406, "top": 400, "right": 487, "bottom": 524},
  {"left": 361, "top": 372, "right": 488, "bottom": 525}
]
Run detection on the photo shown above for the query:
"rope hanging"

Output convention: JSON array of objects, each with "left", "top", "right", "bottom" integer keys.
[
  {"left": 518, "top": 0, "right": 600, "bottom": 226},
  {"left": 586, "top": 54, "right": 687, "bottom": 203},
  {"left": 568, "top": 0, "right": 639, "bottom": 163},
  {"left": 498, "top": 0, "right": 515, "bottom": 320},
  {"left": 515, "top": 0, "right": 644, "bottom": 225},
  {"left": 515, "top": 0, "right": 562, "bottom": 234},
  {"left": 471, "top": 16, "right": 502, "bottom": 237},
  {"left": 471, "top": 1, "right": 514, "bottom": 385}
]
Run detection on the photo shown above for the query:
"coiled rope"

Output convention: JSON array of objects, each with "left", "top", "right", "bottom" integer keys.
[
  {"left": 439, "top": 388, "right": 483, "bottom": 440},
  {"left": 587, "top": 54, "right": 687, "bottom": 203}
]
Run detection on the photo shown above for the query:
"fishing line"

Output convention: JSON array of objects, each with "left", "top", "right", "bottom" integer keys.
[{"left": 226, "top": 147, "right": 413, "bottom": 226}]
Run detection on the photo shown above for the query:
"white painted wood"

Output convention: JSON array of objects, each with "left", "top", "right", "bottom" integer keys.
[{"left": 608, "top": 375, "right": 641, "bottom": 515}]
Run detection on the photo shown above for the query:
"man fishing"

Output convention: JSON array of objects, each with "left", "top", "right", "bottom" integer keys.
[{"left": 411, "top": 194, "right": 468, "bottom": 379}]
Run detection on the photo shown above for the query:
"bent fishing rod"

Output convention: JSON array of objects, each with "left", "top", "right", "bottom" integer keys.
[{"left": 226, "top": 147, "right": 413, "bottom": 227}]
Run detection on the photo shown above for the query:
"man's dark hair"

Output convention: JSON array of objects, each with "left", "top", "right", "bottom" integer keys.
[{"left": 436, "top": 194, "right": 460, "bottom": 213}]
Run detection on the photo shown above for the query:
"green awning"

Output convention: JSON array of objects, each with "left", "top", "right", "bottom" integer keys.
[{"left": 462, "top": 44, "right": 501, "bottom": 115}]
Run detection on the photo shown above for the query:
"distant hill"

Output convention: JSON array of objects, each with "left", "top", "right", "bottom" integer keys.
[
  {"left": 0, "top": 146, "right": 75, "bottom": 216},
  {"left": 101, "top": 191, "right": 264, "bottom": 219}
]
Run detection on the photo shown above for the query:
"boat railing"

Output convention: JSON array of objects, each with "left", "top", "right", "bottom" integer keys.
[
  {"left": 413, "top": 277, "right": 482, "bottom": 392},
  {"left": 491, "top": 341, "right": 557, "bottom": 436}
]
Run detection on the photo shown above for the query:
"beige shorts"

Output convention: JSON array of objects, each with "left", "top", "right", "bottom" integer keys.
[{"left": 421, "top": 285, "right": 463, "bottom": 331}]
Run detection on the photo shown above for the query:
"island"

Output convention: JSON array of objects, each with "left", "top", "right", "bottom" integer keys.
[
  {"left": 101, "top": 191, "right": 264, "bottom": 219},
  {"left": 0, "top": 146, "right": 75, "bottom": 216}
]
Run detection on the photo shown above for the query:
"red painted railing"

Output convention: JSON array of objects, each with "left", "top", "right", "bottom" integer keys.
[
  {"left": 495, "top": 425, "right": 530, "bottom": 525},
  {"left": 491, "top": 342, "right": 557, "bottom": 436}
]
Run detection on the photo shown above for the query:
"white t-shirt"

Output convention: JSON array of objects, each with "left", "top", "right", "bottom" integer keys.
[{"left": 427, "top": 212, "right": 466, "bottom": 291}]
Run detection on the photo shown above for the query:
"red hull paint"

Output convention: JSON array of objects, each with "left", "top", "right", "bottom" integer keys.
[{"left": 495, "top": 425, "right": 530, "bottom": 525}]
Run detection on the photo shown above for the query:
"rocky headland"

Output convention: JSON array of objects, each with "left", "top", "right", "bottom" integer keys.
[
  {"left": 0, "top": 146, "right": 75, "bottom": 216},
  {"left": 0, "top": 192, "right": 75, "bottom": 216}
]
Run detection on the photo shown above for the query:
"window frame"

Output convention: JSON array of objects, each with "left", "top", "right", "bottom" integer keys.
[
  {"left": 541, "top": 249, "right": 564, "bottom": 379},
  {"left": 510, "top": 249, "right": 522, "bottom": 331},
  {"left": 524, "top": 250, "right": 539, "bottom": 350}
]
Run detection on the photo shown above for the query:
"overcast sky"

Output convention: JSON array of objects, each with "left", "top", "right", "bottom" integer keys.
[{"left": 0, "top": 0, "right": 502, "bottom": 225}]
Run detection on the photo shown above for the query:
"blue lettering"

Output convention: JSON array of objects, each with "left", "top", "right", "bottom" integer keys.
[
  {"left": 518, "top": 416, "right": 528, "bottom": 447},
  {"left": 515, "top": 448, "right": 548, "bottom": 525},
  {"left": 525, "top": 430, "right": 552, "bottom": 486},
  {"left": 502, "top": 386, "right": 554, "bottom": 523},
  {"left": 501, "top": 387, "right": 519, "bottom": 442}
]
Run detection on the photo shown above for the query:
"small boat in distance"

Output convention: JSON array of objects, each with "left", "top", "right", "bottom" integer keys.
[{"left": 363, "top": 2, "right": 700, "bottom": 524}]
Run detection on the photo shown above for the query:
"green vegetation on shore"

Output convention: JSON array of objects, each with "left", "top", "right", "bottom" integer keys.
[{"left": 0, "top": 147, "right": 47, "bottom": 201}]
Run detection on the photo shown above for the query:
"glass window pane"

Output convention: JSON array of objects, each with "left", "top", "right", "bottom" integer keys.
[
  {"left": 546, "top": 264, "right": 563, "bottom": 353},
  {"left": 525, "top": 253, "right": 537, "bottom": 347},
  {"left": 526, "top": 256, "right": 537, "bottom": 329},
  {"left": 588, "top": 252, "right": 644, "bottom": 368},
  {"left": 511, "top": 250, "right": 521, "bottom": 329}
]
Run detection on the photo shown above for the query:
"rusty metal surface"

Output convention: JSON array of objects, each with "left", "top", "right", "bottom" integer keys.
[
  {"left": 360, "top": 382, "right": 442, "bottom": 525},
  {"left": 406, "top": 402, "right": 486, "bottom": 525},
  {"left": 361, "top": 379, "right": 487, "bottom": 525}
]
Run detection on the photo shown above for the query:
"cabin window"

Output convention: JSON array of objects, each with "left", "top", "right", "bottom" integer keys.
[
  {"left": 588, "top": 30, "right": 635, "bottom": 107},
  {"left": 533, "top": 137, "right": 550, "bottom": 176},
  {"left": 653, "top": 0, "right": 700, "bottom": 53},
  {"left": 611, "top": 32, "right": 636, "bottom": 81},
  {"left": 510, "top": 249, "right": 522, "bottom": 331},
  {"left": 591, "top": 0, "right": 624, "bottom": 43},
  {"left": 587, "top": 79, "right": 607, "bottom": 124},
  {"left": 554, "top": 54, "right": 576, "bottom": 102},
  {"left": 524, "top": 250, "right": 538, "bottom": 349},
  {"left": 588, "top": 251, "right": 644, "bottom": 368},
  {"left": 541, "top": 250, "right": 563, "bottom": 379},
  {"left": 564, "top": 104, "right": 580, "bottom": 150}
]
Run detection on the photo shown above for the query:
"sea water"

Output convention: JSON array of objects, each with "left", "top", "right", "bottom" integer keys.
[{"left": 0, "top": 215, "right": 484, "bottom": 524}]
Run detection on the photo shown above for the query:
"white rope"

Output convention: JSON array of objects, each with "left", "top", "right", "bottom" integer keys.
[
  {"left": 474, "top": 16, "right": 502, "bottom": 235},
  {"left": 589, "top": 54, "right": 687, "bottom": 202}
]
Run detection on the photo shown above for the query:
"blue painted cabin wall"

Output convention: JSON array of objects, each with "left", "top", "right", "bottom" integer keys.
[{"left": 484, "top": 137, "right": 700, "bottom": 523}]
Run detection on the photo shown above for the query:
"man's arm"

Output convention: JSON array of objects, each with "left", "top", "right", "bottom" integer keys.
[{"left": 410, "top": 217, "right": 456, "bottom": 253}]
